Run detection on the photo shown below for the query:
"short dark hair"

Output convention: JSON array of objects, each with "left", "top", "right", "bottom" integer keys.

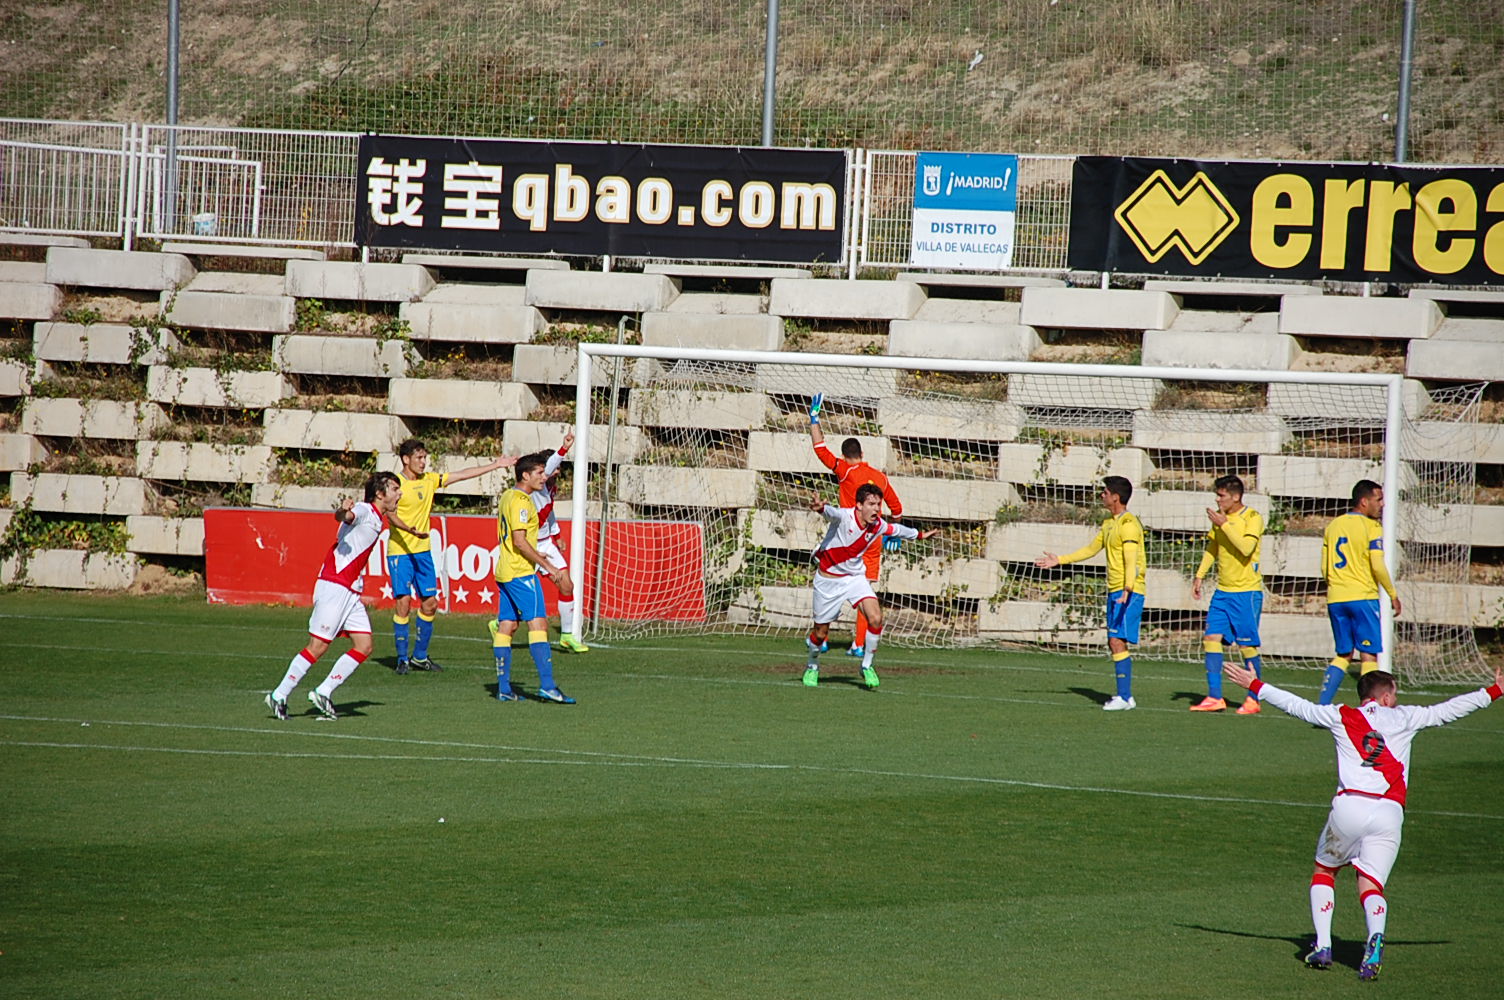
[
  {"left": 1357, "top": 669, "right": 1396, "bottom": 702},
  {"left": 1352, "top": 479, "right": 1382, "bottom": 505},
  {"left": 397, "top": 438, "right": 427, "bottom": 460},
  {"left": 855, "top": 482, "right": 884, "bottom": 506},
  {"left": 364, "top": 471, "right": 400, "bottom": 502},
  {"left": 1213, "top": 474, "right": 1245, "bottom": 498},
  {"left": 1102, "top": 475, "right": 1133, "bottom": 505},
  {"left": 841, "top": 437, "right": 863, "bottom": 460},
  {"left": 515, "top": 450, "right": 548, "bottom": 478}
]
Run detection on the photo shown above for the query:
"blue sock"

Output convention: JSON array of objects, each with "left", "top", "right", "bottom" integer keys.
[
  {"left": 529, "top": 629, "right": 556, "bottom": 690},
  {"left": 495, "top": 646, "right": 512, "bottom": 693},
  {"left": 1319, "top": 663, "right": 1347, "bottom": 705},
  {"left": 414, "top": 612, "right": 435, "bottom": 659},
  {"left": 393, "top": 615, "right": 410, "bottom": 661},
  {"left": 1243, "top": 654, "right": 1262, "bottom": 700},
  {"left": 1203, "top": 641, "right": 1224, "bottom": 698},
  {"left": 1113, "top": 652, "right": 1133, "bottom": 700}
]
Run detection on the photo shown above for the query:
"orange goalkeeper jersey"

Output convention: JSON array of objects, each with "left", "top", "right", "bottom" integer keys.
[{"left": 812, "top": 440, "right": 902, "bottom": 516}]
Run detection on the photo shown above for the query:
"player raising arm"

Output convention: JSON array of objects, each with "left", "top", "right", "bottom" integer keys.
[
  {"left": 388, "top": 438, "right": 515, "bottom": 674},
  {"left": 487, "top": 451, "right": 575, "bottom": 704},
  {"left": 1317, "top": 479, "right": 1402, "bottom": 704},
  {"left": 1222, "top": 658, "right": 1503, "bottom": 981},
  {"left": 809, "top": 391, "right": 904, "bottom": 658},
  {"left": 803, "top": 482, "right": 937, "bottom": 690},
  {"left": 1035, "top": 475, "right": 1144, "bottom": 711},
  {"left": 526, "top": 431, "right": 588, "bottom": 653},
  {"left": 265, "top": 472, "right": 402, "bottom": 721}
]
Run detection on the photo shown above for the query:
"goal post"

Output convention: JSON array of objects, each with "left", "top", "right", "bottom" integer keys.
[{"left": 566, "top": 344, "right": 1487, "bottom": 685}]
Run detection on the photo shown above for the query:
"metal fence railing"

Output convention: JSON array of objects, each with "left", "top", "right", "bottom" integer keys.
[{"left": 0, "top": 121, "right": 132, "bottom": 237}]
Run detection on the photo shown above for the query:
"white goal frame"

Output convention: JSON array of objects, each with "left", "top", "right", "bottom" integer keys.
[{"left": 568, "top": 345, "right": 1415, "bottom": 669}]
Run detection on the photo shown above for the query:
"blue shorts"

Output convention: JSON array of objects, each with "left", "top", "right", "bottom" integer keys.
[
  {"left": 498, "top": 575, "right": 547, "bottom": 623},
  {"left": 1106, "top": 590, "right": 1144, "bottom": 644},
  {"left": 387, "top": 550, "right": 438, "bottom": 599},
  {"left": 1206, "top": 590, "right": 1263, "bottom": 647},
  {"left": 1329, "top": 598, "right": 1382, "bottom": 655}
]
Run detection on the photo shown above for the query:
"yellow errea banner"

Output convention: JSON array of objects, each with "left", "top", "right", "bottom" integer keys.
[{"left": 1068, "top": 156, "right": 1504, "bottom": 285}]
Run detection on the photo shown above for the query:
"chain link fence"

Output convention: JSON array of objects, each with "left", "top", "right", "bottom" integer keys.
[{"left": 3, "top": 1, "right": 1501, "bottom": 161}]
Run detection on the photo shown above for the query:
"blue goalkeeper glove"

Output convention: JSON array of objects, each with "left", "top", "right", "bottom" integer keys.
[
  {"left": 883, "top": 535, "right": 903, "bottom": 553},
  {"left": 809, "top": 392, "right": 823, "bottom": 424}
]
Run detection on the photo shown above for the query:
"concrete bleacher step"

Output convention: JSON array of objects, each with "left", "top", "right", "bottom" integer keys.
[
  {"left": 401, "top": 253, "right": 568, "bottom": 273},
  {"left": 1279, "top": 294, "right": 1443, "bottom": 339},
  {"left": 46, "top": 247, "right": 195, "bottom": 291},
  {"left": 160, "top": 241, "right": 327, "bottom": 261}
]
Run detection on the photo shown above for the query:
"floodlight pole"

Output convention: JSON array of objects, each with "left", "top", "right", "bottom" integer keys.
[
  {"left": 1395, "top": 0, "right": 1417, "bottom": 162},
  {"left": 761, "top": 0, "right": 780, "bottom": 146},
  {"left": 166, "top": 0, "right": 181, "bottom": 230}
]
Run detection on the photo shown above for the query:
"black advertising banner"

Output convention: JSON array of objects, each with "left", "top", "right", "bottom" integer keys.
[
  {"left": 1069, "top": 156, "right": 1504, "bottom": 285},
  {"left": 355, "top": 135, "right": 847, "bottom": 263}
]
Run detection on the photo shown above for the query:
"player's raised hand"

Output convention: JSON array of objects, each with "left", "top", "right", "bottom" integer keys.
[
  {"left": 1034, "top": 552, "right": 1060, "bottom": 569},
  {"left": 917, "top": 529, "right": 940, "bottom": 540},
  {"left": 809, "top": 392, "right": 823, "bottom": 424},
  {"left": 561, "top": 431, "right": 575, "bottom": 452},
  {"left": 1222, "top": 660, "right": 1257, "bottom": 690},
  {"left": 807, "top": 493, "right": 826, "bottom": 512},
  {"left": 496, "top": 454, "right": 519, "bottom": 468}
]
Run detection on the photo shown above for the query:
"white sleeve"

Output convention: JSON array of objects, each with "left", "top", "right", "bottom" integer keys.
[
  {"left": 885, "top": 521, "right": 921, "bottom": 541},
  {"left": 1255, "top": 681, "right": 1344, "bottom": 730},
  {"left": 821, "top": 504, "right": 841, "bottom": 522},
  {"left": 543, "top": 449, "right": 565, "bottom": 477},
  {"left": 1403, "top": 688, "right": 1496, "bottom": 731}
]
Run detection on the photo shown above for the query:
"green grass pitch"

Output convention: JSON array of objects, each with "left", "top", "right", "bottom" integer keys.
[{"left": 2, "top": 591, "right": 1501, "bottom": 999}]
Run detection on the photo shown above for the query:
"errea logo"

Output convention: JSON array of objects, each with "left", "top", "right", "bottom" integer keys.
[{"left": 1112, "top": 169, "right": 1240, "bottom": 265}]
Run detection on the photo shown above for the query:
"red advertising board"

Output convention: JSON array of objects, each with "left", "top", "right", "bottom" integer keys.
[{"left": 203, "top": 508, "right": 706, "bottom": 621}]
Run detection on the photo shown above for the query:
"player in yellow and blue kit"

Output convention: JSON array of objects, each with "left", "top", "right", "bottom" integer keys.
[
  {"left": 388, "top": 438, "right": 513, "bottom": 674},
  {"left": 1035, "top": 476, "right": 1145, "bottom": 711},
  {"left": 488, "top": 451, "right": 575, "bottom": 704},
  {"left": 1190, "top": 475, "right": 1266, "bottom": 715},
  {"left": 1318, "top": 479, "right": 1401, "bottom": 705}
]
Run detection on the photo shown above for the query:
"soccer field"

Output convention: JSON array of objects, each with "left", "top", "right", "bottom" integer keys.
[{"left": 3, "top": 591, "right": 1501, "bottom": 1000}]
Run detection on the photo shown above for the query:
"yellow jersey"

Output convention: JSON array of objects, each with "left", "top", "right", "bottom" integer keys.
[
  {"left": 1058, "top": 510, "right": 1146, "bottom": 594},
  {"left": 1322, "top": 511, "right": 1395, "bottom": 604},
  {"left": 389, "top": 470, "right": 449, "bottom": 555},
  {"left": 1197, "top": 506, "right": 1263, "bottom": 593},
  {"left": 495, "top": 487, "right": 539, "bottom": 583}
]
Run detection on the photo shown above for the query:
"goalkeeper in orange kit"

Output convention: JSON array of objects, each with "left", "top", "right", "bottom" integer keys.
[{"left": 808, "top": 391, "right": 905, "bottom": 658}]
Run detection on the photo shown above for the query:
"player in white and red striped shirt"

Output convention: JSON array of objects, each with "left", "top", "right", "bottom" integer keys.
[
  {"left": 804, "top": 482, "right": 937, "bottom": 690},
  {"left": 527, "top": 433, "right": 587, "bottom": 653},
  {"left": 1223, "top": 659, "right": 1504, "bottom": 981},
  {"left": 265, "top": 472, "right": 402, "bottom": 722}
]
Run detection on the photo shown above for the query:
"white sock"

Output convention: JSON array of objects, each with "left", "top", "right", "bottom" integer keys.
[
  {"left": 806, "top": 635, "right": 822, "bottom": 668},
  {"left": 274, "top": 650, "right": 315, "bottom": 701},
  {"left": 557, "top": 598, "right": 576, "bottom": 635},
  {"left": 862, "top": 631, "right": 881, "bottom": 669},
  {"left": 1310, "top": 879, "right": 1335, "bottom": 949},
  {"left": 315, "top": 651, "right": 365, "bottom": 697},
  {"left": 1362, "top": 889, "right": 1387, "bottom": 939}
]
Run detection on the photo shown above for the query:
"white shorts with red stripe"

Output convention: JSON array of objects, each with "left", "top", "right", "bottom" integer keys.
[
  {"left": 534, "top": 537, "right": 567, "bottom": 574},
  {"left": 1314, "top": 793, "right": 1404, "bottom": 887},
  {"left": 307, "top": 578, "right": 372, "bottom": 642},
  {"left": 812, "top": 572, "right": 876, "bottom": 625}
]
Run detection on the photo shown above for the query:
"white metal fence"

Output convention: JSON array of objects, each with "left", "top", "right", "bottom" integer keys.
[{"left": 1, "top": 118, "right": 1082, "bottom": 272}]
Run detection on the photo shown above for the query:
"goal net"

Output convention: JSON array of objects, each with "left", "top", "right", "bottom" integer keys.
[{"left": 565, "top": 345, "right": 1489, "bottom": 685}]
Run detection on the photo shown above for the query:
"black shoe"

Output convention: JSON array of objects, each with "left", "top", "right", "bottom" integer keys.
[
  {"left": 395, "top": 659, "right": 411, "bottom": 675},
  {"left": 411, "top": 657, "right": 442, "bottom": 672}
]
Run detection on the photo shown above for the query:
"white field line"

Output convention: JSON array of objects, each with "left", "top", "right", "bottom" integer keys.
[{"left": 3, "top": 714, "right": 1502, "bottom": 822}]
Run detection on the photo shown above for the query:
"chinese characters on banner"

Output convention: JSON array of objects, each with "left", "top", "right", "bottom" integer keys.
[
  {"left": 909, "top": 152, "right": 1019, "bottom": 270},
  {"left": 357, "top": 135, "right": 848, "bottom": 263}
]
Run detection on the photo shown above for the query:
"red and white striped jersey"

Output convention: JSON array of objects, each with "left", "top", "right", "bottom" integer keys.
[
  {"left": 316, "top": 501, "right": 387, "bottom": 594},
  {"left": 814, "top": 504, "right": 918, "bottom": 576},
  {"left": 530, "top": 447, "right": 568, "bottom": 541},
  {"left": 1252, "top": 679, "right": 1501, "bottom": 808}
]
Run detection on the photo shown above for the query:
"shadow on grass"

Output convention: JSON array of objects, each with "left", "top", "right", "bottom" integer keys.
[
  {"left": 1176, "top": 923, "right": 1451, "bottom": 970},
  {"left": 1067, "top": 685, "right": 1111, "bottom": 706},
  {"left": 308, "top": 699, "right": 379, "bottom": 719}
]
